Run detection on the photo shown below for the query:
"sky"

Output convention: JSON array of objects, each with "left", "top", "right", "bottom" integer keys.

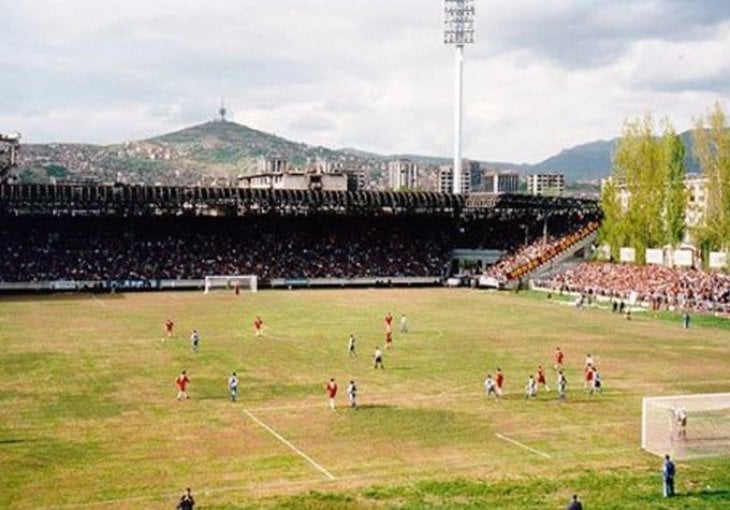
[{"left": 2, "top": 0, "right": 730, "bottom": 163}]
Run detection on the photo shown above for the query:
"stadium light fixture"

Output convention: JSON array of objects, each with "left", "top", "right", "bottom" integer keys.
[{"left": 444, "top": 0, "right": 475, "bottom": 195}]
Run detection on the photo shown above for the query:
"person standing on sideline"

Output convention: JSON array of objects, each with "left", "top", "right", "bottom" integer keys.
[
  {"left": 176, "top": 370, "right": 190, "bottom": 400},
  {"left": 663, "top": 454, "right": 676, "bottom": 497},
  {"left": 326, "top": 378, "right": 338, "bottom": 410},
  {"left": 557, "top": 370, "right": 567, "bottom": 400},
  {"left": 565, "top": 494, "right": 583, "bottom": 510},
  {"left": 176, "top": 487, "right": 195, "bottom": 510},
  {"left": 348, "top": 334, "right": 356, "bottom": 357},
  {"left": 228, "top": 372, "right": 239, "bottom": 402},
  {"left": 400, "top": 314, "right": 408, "bottom": 333},
  {"left": 347, "top": 380, "right": 357, "bottom": 409},
  {"left": 495, "top": 368, "right": 505, "bottom": 396},
  {"left": 374, "top": 347, "right": 384, "bottom": 369},
  {"left": 683, "top": 311, "right": 691, "bottom": 329}
]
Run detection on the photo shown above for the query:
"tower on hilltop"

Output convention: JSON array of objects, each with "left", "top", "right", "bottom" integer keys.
[{"left": 218, "top": 97, "right": 227, "bottom": 122}]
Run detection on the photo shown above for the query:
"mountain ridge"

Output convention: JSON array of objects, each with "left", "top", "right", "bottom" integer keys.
[{"left": 14, "top": 120, "right": 701, "bottom": 186}]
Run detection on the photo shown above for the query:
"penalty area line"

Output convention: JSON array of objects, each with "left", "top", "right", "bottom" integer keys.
[
  {"left": 495, "top": 433, "right": 551, "bottom": 459},
  {"left": 243, "top": 409, "right": 336, "bottom": 481}
]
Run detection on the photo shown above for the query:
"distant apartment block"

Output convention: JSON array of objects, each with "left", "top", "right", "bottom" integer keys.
[
  {"left": 438, "top": 165, "right": 471, "bottom": 194},
  {"left": 484, "top": 171, "right": 520, "bottom": 194},
  {"left": 258, "top": 156, "right": 288, "bottom": 174},
  {"left": 239, "top": 171, "right": 347, "bottom": 191},
  {"left": 388, "top": 159, "right": 419, "bottom": 190},
  {"left": 528, "top": 173, "right": 565, "bottom": 196}
]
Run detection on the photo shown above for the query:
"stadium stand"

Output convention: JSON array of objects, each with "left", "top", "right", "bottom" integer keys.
[
  {"left": 534, "top": 262, "right": 730, "bottom": 315},
  {"left": 0, "top": 183, "right": 600, "bottom": 290}
]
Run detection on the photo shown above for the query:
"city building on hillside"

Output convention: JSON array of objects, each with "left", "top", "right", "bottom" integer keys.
[
  {"left": 484, "top": 171, "right": 520, "bottom": 194},
  {"left": 528, "top": 173, "right": 565, "bottom": 196},
  {"left": 258, "top": 156, "right": 288, "bottom": 174},
  {"left": 238, "top": 171, "right": 347, "bottom": 191},
  {"left": 388, "top": 159, "right": 419, "bottom": 190},
  {"left": 438, "top": 164, "right": 471, "bottom": 194}
]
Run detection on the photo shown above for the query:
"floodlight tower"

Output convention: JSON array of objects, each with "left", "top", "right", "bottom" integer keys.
[{"left": 444, "top": 0, "right": 474, "bottom": 195}]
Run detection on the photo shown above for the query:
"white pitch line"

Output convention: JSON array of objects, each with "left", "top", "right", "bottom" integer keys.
[
  {"left": 243, "top": 409, "right": 336, "bottom": 480},
  {"left": 91, "top": 295, "right": 108, "bottom": 308},
  {"left": 495, "top": 433, "right": 552, "bottom": 459}
]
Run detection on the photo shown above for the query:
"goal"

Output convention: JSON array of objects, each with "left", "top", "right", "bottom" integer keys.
[
  {"left": 642, "top": 393, "right": 730, "bottom": 460},
  {"left": 204, "top": 275, "right": 258, "bottom": 293}
]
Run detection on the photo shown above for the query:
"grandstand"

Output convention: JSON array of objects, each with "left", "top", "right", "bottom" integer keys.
[{"left": 0, "top": 183, "right": 599, "bottom": 292}]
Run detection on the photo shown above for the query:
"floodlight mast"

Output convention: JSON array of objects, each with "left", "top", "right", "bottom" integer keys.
[{"left": 444, "top": 0, "right": 474, "bottom": 195}]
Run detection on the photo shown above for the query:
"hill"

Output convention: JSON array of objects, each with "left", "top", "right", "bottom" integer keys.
[{"left": 13, "top": 121, "right": 703, "bottom": 186}]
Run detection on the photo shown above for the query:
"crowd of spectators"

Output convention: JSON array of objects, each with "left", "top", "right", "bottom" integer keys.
[
  {"left": 0, "top": 211, "right": 601, "bottom": 285},
  {"left": 485, "top": 220, "right": 601, "bottom": 283},
  {"left": 536, "top": 262, "right": 730, "bottom": 315}
]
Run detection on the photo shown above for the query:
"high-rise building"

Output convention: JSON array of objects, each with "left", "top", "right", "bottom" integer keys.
[
  {"left": 438, "top": 165, "right": 471, "bottom": 194},
  {"left": 528, "top": 173, "right": 565, "bottom": 196},
  {"left": 388, "top": 159, "right": 419, "bottom": 190},
  {"left": 483, "top": 171, "right": 520, "bottom": 194}
]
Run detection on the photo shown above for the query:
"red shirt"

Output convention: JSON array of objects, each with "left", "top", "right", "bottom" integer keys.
[
  {"left": 496, "top": 372, "right": 504, "bottom": 388},
  {"left": 385, "top": 313, "right": 393, "bottom": 326},
  {"left": 386, "top": 331, "right": 393, "bottom": 343},
  {"left": 165, "top": 320, "right": 174, "bottom": 332},
  {"left": 584, "top": 368, "right": 593, "bottom": 381},
  {"left": 254, "top": 318, "right": 263, "bottom": 330},
  {"left": 537, "top": 368, "right": 546, "bottom": 383},
  {"left": 555, "top": 350, "right": 564, "bottom": 364},
  {"left": 176, "top": 375, "right": 189, "bottom": 390},
  {"left": 327, "top": 382, "right": 338, "bottom": 398}
]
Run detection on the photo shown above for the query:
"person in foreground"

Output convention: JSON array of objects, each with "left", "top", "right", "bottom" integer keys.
[
  {"left": 663, "top": 454, "right": 676, "bottom": 497},
  {"left": 566, "top": 493, "right": 583, "bottom": 510}
]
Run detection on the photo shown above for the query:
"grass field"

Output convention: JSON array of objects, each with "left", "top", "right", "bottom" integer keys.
[{"left": 1, "top": 288, "right": 729, "bottom": 509}]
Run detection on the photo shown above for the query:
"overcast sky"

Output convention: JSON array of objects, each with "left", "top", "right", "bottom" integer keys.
[{"left": 2, "top": 0, "right": 730, "bottom": 163}]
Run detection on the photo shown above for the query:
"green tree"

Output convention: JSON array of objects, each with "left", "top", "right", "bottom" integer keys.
[
  {"left": 598, "top": 178, "right": 624, "bottom": 260},
  {"left": 663, "top": 131, "right": 687, "bottom": 246},
  {"left": 611, "top": 114, "right": 670, "bottom": 263},
  {"left": 693, "top": 103, "right": 730, "bottom": 252}
]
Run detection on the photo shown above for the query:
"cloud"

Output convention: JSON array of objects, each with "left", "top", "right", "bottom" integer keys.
[{"left": 2, "top": 0, "right": 730, "bottom": 162}]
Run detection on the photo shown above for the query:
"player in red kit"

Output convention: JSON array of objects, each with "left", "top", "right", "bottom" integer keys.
[
  {"left": 326, "top": 378, "right": 338, "bottom": 410},
  {"left": 176, "top": 370, "right": 190, "bottom": 400},
  {"left": 536, "top": 364, "right": 550, "bottom": 391},
  {"left": 164, "top": 319, "right": 174, "bottom": 339},
  {"left": 583, "top": 364, "right": 594, "bottom": 389},
  {"left": 254, "top": 316, "right": 263, "bottom": 336},
  {"left": 385, "top": 330, "right": 393, "bottom": 349},
  {"left": 384, "top": 312, "right": 393, "bottom": 330},
  {"left": 553, "top": 347, "right": 564, "bottom": 370},
  {"left": 495, "top": 368, "right": 504, "bottom": 397}
]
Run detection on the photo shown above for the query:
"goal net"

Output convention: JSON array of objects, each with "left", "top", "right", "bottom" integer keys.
[
  {"left": 642, "top": 393, "right": 730, "bottom": 460},
  {"left": 204, "top": 275, "right": 258, "bottom": 293}
]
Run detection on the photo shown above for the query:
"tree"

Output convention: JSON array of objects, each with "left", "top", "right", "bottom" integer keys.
[
  {"left": 663, "top": 131, "right": 687, "bottom": 246},
  {"left": 611, "top": 114, "right": 671, "bottom": 263},
  {"left": 598, "top": 177, "right": 624, "bottom": 260},
  {"left": 693, "top": 103, "right": 730, "bottom": 252}
]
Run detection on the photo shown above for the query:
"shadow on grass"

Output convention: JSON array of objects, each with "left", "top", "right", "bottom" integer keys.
[
  {"left": 355, "top": 404, "right": 393, "bottom": 410},
  {"left": 0, "top": 438, "right": 39, "bottom": 446},
  {"left": 678, "top": 488, "right": 730, "bottom": 500}
]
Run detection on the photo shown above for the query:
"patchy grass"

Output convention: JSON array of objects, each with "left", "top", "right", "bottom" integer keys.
[{"left": 1, "top": 288, "right": 729, "bottom": 509}]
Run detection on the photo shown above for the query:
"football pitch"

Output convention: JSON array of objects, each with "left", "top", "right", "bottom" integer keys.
[{"left": 1, "top": 288, "right": 729, "bottom": 509}]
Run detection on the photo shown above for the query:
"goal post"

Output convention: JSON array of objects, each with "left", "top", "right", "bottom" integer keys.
[
  {"left": 204, "top": 275, "right": 258, "bottom": 293},
  {"left": 642, "top": 393, "right": 730, "bottom": 460}
]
